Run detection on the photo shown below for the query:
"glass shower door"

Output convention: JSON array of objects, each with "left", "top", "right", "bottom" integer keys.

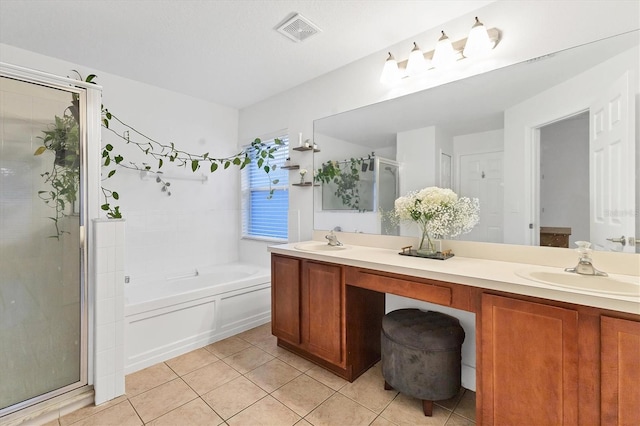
[{"left": 0, "top": 76, "right": 86, "bottom": 415}]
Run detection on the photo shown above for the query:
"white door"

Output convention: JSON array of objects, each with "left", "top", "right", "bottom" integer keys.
[
  {"left": 590, "top": 71, "right": 636, "bottom": 253},
  {"left": 459, "top": 152, "right": 504, "bottom": 243}
]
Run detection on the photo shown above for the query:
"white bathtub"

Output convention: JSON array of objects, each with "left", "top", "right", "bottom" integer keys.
[{"left": 124, "top": 263, "right": 271, "bottom": 374}]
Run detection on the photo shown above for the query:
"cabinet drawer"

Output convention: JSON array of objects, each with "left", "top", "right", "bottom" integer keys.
[{"left": 347, "top": 269, "right": 452, "bottom": 307}]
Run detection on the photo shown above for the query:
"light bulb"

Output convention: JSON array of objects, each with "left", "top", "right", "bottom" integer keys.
[
  {"left": 463, "top": 17, "right": 492, "bottom": 59},
  {"left": 380, "top": 52, "right": 401, "bottom": 84},
  {"left": 431, "top": 31, "right": 456, "bottom": 69},
  {"left": 406, "top": 42, "right": 430, "bottom": 76}
]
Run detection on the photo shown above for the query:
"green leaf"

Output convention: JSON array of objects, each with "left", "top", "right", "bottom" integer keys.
[
  {"left": 233, "top": 157, "right": 241, "bottom": 165},
  {"left": 34, "top": 146, "right": 47, "bottom": 155},
  {"left": 105, "top": 144, "right": 113, "bottom": 151},
  {"left": 158, "top": 158, "right": 163, "bottom": 168},
  {"left": 107, "top": 170, "right": 116, "bottom": 178},
  {"left": 224, "top": 161, "right": 230, "bottom": 169},
  {"left": 114, "top": 155, "right": 123, "bottom": 164},
  {"left": 191, "top": 160, "right": 199, "bottom": 172},
  {"left": 257, "top": 158, "right": 264, "bottom": 168},
  {"left": 272, "top": 179, "right": 279, "bottom": 185},
  {"left": 102, "top": 118, "right": 109, "bottom": 128},
  {"left": 264, "top": 165, "right": 270, "bottom": 173},
  {"left": 210, "top": 163, "right": 218, "bottom": 172},
  {"left": 101, "top": 203, "right": 110, "bottom": 211},
  {"left": 112, "top": 192, "right": 119, "bottom": 200},
  {"left": 104, "top": 157, "right": 110, "bottom": 166},
  {"left": 202, "top": 152, "right": 209, "bottom": 159}
]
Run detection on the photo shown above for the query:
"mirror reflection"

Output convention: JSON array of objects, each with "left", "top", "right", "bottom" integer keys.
[{"left": 313, "top": 30, "right": 639, "bottom": 252}]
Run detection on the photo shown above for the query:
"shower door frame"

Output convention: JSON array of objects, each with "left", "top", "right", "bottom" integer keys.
[{"left": 0, "top": 63, "right": 102, "bottom": 417}]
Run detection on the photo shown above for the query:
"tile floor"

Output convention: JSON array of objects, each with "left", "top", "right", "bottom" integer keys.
[{"left": 47, "top": 323, "right": 475, "bottom": 425}]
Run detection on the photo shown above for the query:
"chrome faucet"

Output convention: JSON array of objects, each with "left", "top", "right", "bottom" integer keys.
[
  {"left": 564, "top": 241, "right": 608, "bottom": 277},
  {"left": 325, "top": 230, "right": 343, "bottom": 246}
]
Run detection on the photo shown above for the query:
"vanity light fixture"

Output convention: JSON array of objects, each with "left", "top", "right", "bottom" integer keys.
[
  {"left": 380, "top": 52, "right": 402, "bottom": 84},
  {"left": 380, "top": 17, "right": 500, "bottom": 84},
  {"left": 406, "top": 42, "right": 430, "bottom": 76},
  {"left": 431, "top": 31, "right": 457, "bottom": 69},
  {"left": 463, "top": 17, "right": 492, "bottom": 58}
]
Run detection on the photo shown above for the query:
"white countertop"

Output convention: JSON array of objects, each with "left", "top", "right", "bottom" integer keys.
[{"left": 269, "top": 241, "right": 640, "bottom": 315}]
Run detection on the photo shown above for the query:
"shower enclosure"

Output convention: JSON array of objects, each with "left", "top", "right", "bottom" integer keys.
[{"left": 0, "top": 72, "right": 88, "bottom": 417}]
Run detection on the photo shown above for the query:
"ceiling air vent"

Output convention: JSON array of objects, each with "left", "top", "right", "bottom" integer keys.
[{"left": 276, "top": 13, "right": 321, "bottom": 43}]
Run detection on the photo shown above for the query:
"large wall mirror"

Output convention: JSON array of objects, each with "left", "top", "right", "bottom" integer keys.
[{"left": 313, "top": 30, "right": 639, "bottom": 253}]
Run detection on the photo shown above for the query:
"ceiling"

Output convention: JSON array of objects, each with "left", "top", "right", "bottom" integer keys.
[{"left": 0, "top": 0, "right": 495, "bottom": 109}]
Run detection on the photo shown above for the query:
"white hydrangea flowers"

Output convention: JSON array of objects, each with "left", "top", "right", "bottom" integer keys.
[{"left": 394, "top": 186, "right": 480, "bottom": 239}]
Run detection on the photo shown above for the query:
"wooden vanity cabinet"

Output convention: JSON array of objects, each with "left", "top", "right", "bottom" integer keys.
[
  {"left": 601, "top": 316, "right": 640, "bottom": 426},
  {"left": 480, "top": 293, "right": 579, "bottom": 425},
  {"left": 271, "top": 254, "right": 384, "bottom": 381}
]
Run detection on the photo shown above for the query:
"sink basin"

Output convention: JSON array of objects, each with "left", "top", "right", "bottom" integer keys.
[
  {"left": 516, "top": 270, "right": 640, "bottom": 296},
  {"left": 294, "top": 242, "right": 348, "bottom": 252}
]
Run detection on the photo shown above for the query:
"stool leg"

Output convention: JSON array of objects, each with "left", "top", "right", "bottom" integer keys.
[
  {"left": 422, "top": 400, "right": 433, "bottom": 417},
  {"left": 384, "top": 381, "right": 393, "bottom": 391}
]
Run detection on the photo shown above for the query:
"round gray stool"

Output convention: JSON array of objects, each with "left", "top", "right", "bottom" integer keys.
[{"left": 381, "top": 308, "right": 465, "bottom": 416}]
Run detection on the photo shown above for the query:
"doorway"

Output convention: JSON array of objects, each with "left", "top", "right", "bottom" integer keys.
[{"left": 538, "top": 111, "right": 590, "bottom": 247}]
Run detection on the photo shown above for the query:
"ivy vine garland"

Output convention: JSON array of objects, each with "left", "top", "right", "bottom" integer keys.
[
  {"left": 35, "top": 72, "right": 281, "bottom": 238},
  {"left": 314, "top": 153, "right": 374, "bottom": 211}
]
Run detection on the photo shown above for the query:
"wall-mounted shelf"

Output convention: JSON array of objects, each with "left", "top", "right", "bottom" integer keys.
[
  {"left": 293, "top": 146, "right": 320, "bottom": 152},
  {"left": 292, "top": 182, "right": 318, "bottom": 187},
  {"left": 282, "top": 165, "right": 300, "bottom": 170}
]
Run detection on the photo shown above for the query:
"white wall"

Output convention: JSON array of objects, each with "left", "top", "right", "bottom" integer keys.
[
  {"left": 239, "top": 0, "right": 640, "bottom": 265},
  {"left": 0, "top": 44, "right": 240, "bottom": 282}
]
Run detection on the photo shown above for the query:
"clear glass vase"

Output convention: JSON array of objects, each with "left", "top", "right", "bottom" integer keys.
[{"left": 417, "top": 227, "right": 437, "bottom": 255}]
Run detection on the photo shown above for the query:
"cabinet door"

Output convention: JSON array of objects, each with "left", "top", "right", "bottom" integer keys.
[
  {"left": 601, "top": 316, "right": 640, "bottom": 426},
  {"left": 271, "top": 255, "right": 301, "bottom": 344},
  {"left": 481, "top": 294, "right": 579, "bottom": 425},
  {"left": 302, "top": 261, "right": 343, "bottom": 365}
]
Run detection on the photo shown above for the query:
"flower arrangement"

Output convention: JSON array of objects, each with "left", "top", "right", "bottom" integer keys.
[
  {"left": 394, "top": 187, "right": 480, "bottom": 254},
  {"left": 299, "top": 168, "right": 308, "bottom": 184}
]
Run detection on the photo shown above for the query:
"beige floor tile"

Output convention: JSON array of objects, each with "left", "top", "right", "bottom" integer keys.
[
  {"left": 305, "top": 393, "right": 377, "bottom": 426},
  {"left": 340, "top": 363, "right": 398, "bottom": 413},
  {"left": 260, "top": 338, "right": 295, "bottom": 357},
  {"left": 182, "top": 359, "right": 242, "bottom": 395},
  {"left": 295, "top": 419, "right": 313, "bottom": 426},
  {"left": 305, "top": 364, "right": 348, "bottom": 391},
  {"left": 380, "top": 393, "right": 452, "bottom": 426},
  {"left": 222, "top": 346, "right": 274, "bottom": 374},
  {"left": 201, "top": 376, "right": 267, "bottom": 420},
  {"left": 453, "top": 390, "right": 475, "bottom": 421},
  {"left": 370, "top": 415, "right": 398, "bottom": 426},
  {"left": 445, "top": 413, "right": 475, "bottom": 426},
  {"left": 227, "top": 395, "right": 300, "bottom": 426},
  {"left": 70, "top": 400, "right": 142, "bottom": 426},
  {"left": 59, "top": 395, "right": 128, "bottom": 425},
  {"left": 272, "top": 374, "right": 335, "bottom": 417},
  {"left": 277, "top": 349, "right": 316, "bottom": 372},
  {"left": 235, "top": 322, "right": 272, "bottom": 344},
  {"left": 245, "top": 358, "right": 302, "bottom": 393},
  {"left": 147, "top": 398, "right": 223, "bottom": 426},
  {"left": 41, "top": 418, "right": 60, "bottom": 426},
  {"left": 165, "top": 347, "right": 219, "bottom": 376},
  {"left": 125, "top": 363, "right": 178, "bottom": 397},
  {"left": 434, "top": 387, "right": 465, "bottom": 411},
  {"left": 251, "top": 333, "right": 279, "bottom": 351},
  {"left": 129, "top": 378, "right": 197, "bottom": 423},
  {"left": 205, "top": 336, "right": 252, "bottom": 358}
]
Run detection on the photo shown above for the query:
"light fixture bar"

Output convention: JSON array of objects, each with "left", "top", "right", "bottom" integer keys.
[{"left": 396, "top": 27, "right": 500, "bottom": 71}]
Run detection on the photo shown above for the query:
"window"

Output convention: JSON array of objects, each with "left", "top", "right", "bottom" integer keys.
[{"left": 241, "top": 134, "right": 289, "bottom": 241}]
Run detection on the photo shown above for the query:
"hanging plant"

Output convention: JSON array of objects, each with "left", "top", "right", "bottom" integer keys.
[
  {"left": 314, "top": 153, "right": 374, "bottom": 211},
  {"left": 34, "top": 72, "right": 282, "bottom": 237}
]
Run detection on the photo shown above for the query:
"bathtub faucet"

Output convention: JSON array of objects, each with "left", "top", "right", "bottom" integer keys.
[{"left": 325, "top": 230, "right": 343, "bottom": 246}]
